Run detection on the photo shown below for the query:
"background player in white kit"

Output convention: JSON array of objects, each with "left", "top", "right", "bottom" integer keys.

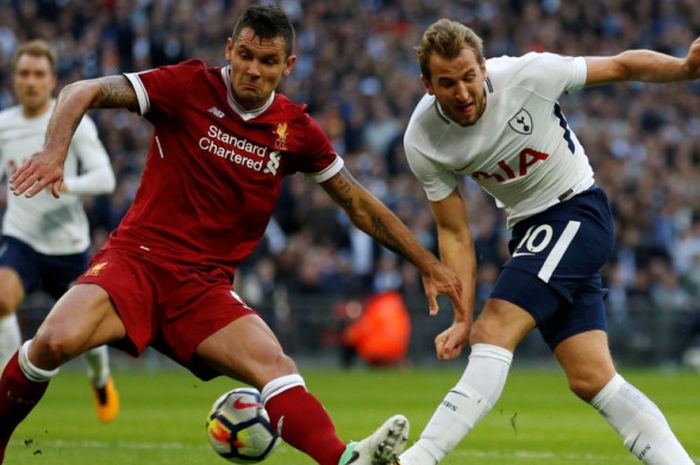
[
  {"left": 397, "top": 19, "right": 700, "bottom": 465},
  {"left": 0, "top": 40, "right": 119, "bottom": 423}
]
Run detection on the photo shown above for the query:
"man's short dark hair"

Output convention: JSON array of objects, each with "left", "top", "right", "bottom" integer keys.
[{"left": 232, "top": 5, "right": 295, "bottom": 58}]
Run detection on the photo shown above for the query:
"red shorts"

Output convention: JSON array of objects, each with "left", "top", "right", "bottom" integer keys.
[{"left": 76, "top": 247, "right": 257, "bottom": 380}]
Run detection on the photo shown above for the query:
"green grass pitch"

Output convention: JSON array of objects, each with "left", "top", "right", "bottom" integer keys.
[{"left": 6, "top": 367, "right": 700, "bottom": 464}]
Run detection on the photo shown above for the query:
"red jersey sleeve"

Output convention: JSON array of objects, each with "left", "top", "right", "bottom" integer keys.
[
  {"left": 293, "top": 112, "right": 344, "bottom": 182},
  {"left": 124, "top": 60, "right": 204, "bottom": 120}
]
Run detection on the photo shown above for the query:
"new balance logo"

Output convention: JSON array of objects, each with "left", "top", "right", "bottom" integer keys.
[{"left": 208, "top": 107, "right": 225, "bottom": 118}]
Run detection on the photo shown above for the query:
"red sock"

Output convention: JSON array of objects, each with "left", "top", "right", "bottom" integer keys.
[
  {"left": 265, "top": 386, "right": 345, "bottom": 465},
  {"left": 0, "top": 351, "right": 50, "bottom": 464}
]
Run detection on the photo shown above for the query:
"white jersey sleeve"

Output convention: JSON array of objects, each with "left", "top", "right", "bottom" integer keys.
[
  {"left": 63, "top": 115, "right": 116, "bottom": 195},
  {"left": 403, "top": 112, "right": 459, "bottom": 202},
  {"left": 491, "top": 52, "right": 587, "bottom": 97},
  {"left": 404, "top": 53, "right": 593, "bottom": 228}
]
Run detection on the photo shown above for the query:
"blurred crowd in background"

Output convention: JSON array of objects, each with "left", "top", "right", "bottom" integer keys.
[{"left": 2, "top": 0, "right": 700, "bottom": 364}]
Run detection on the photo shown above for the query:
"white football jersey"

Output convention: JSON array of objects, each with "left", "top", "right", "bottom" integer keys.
[
  {"left": 0, "top": 101, "right": 115, "bottom": 254},
  {"left": 404, "top": 52, "right": 595, "bottom": 228}
]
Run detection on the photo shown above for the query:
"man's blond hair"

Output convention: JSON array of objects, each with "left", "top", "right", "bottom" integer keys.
[
  {"left": 13, "top": 39, "right": 57, "bottom": 74},
  {"left": 416, "top": 19, "right": 484, "bottom": 80}
]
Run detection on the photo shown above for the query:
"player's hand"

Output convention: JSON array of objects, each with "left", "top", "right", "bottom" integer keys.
[
  {"left": 683, "top": 37, "right": 700, "bottom": 79},
  {"left": 434, "top": 321, "right": 470, "bottom": 360},
  {"left": 421, "top": 262, "right": 464, "bottom": 317},
  {"left": 9, "top": 149, "right": 66, "bottom": 198}
]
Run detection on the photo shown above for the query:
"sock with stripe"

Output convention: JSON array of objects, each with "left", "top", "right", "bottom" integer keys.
[
  {"left": 591, "top": 374, "right": 694, "bottom": 465},
  {"left": 400, "top": 343, "right": 513, "bottom": 465},
  {"left": 0, "top": 341, "right": 58, "bottom": 464},
  {"left": 262, "top": 374, "right": 346, "bottom": 465}
]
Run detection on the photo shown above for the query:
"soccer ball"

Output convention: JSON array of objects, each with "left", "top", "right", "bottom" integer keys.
[{"left": 206, "top": 387, "right": 281, "bottom": 463}]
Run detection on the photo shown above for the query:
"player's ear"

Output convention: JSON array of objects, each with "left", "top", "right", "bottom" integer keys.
[
  {"left": 421, "top": 74, "right": 434, "bottom": 95},
  {"left": 225, "top": 37, "right": 234, "bottom": 62},
  {"left": 283, "top": 54, "right": 296, "bottom": 77}
]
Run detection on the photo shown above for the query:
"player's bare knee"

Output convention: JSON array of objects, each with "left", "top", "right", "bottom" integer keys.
[
  {"left": 0, "top": 296, "right": 16, "bottom": 315},
  {"left": 272, "top": 352, "right": 298, "bottom": 376},
  {"left": 31, "top": 328, "right": 80, "bottom": 365},
  {"left": 0, "top": 289, "right": 21, "bottom": 315},
  {"left": 568, "top": 375, "right": 607, "bottom": 402}
]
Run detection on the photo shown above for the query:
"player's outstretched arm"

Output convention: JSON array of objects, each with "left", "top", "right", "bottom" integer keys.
[
  {"left": 321, "top": 167, "right": 464, "bottom": 317},
  {"left": 10, "top": 76, "right": 137, "bottom": 198},
  {"left": 429, "top": 188, "right": 477, "bottom": 360},
  {"left": 585, "top": 36, "right": 700, "bottom": 86}
]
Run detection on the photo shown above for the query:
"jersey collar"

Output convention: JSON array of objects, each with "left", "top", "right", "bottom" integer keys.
[{"left": 220, "top": 65, "right": 275, "bottom": 121}]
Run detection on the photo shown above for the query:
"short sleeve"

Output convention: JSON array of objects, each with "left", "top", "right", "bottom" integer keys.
[
  {"left": 124, "top": 60, "right": 204, "bottom": 118},
  {"left": 296, "top": 114, "right": 344, "bottom": 183},
  {"left": 492, "top": 52, "right": 587, "bottom": 99},
  {"left": 404, "top": 140, "right": 457, "bottom": 202},
  {"left": 529, "top": 53, "right": 587, "bottom": 95}
]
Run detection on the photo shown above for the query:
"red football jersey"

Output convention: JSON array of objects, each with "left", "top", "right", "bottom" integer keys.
[{"left": 107, "top": 60, "right": 342, "bottom": 274}]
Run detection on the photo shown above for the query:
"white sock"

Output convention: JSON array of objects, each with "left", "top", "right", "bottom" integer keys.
[
  {"left": 83, "top": 345, "right": 111, "bottom": 388},
  {"left": 591, "top": 374, "right": 694, "bottom": 465},
  {"left": 260, "top": 374, "right": 306, "bottom": 403},
  {"left": 0, "top": 313, "right": 22, "bottom": 371},
  {"left": 18, "top": 339, "right": 60, "bottom": 382},
  {"left": 400, "top": 344, "right": 513, "bottom": 465}
]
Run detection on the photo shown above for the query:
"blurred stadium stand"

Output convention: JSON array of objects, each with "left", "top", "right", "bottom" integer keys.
[{"left": 2, "top": 0, "right": 700, "bottom": 368}]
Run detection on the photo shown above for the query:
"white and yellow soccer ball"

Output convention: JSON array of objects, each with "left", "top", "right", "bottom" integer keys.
[{"left": 206, "top": 387, "right": 281, "bottom": 463}]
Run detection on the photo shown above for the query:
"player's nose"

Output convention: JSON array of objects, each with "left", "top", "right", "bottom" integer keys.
[
  {"left": 454, "top": 83, "right": 469, "bottom": 103},
  {"left": 246, "top": 60, "right": 262, "bottom": 78}
]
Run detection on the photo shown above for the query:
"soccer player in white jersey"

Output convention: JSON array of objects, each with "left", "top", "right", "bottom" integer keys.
[
  {"left": 397, "top": 19, "right": 699, "bottom": 465},
  {"left": 0, "top": 40, "right": 120, "bottom": 423}
]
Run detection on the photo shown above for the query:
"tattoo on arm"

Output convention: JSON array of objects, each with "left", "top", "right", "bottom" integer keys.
[
  {"left": 370, "top": 216, "right": 406, "bottom": 257},
  {"left": 324, "top": 166, "right": 414, "bottom": 262},
  {"left": 324, "top": 167, "right": 358, "bottom": 210},
  {"left": 95, "top": 76, "right": 139, "bottom": 110}
]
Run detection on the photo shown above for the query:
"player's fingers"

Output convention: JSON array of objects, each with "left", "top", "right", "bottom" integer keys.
[
  {"left": 9, "top": 166, "right": 32, "bottom": 193},
  {"left": 434, "top": 333, "right": 447, "bottom": 356},
  {"left": 445, "top": 335, "right": 465, "bottom": 360},
  {"left": 11, "top": 174, "right": 40, "bottom": 196},
  {"left": 25, "top": 176, "right": 50, "bottom": 198},
  {"left": 50, "top": 180, "right": 62, "bottom": 198},
  {"left": 427, "top": 288, "right": 439, "bottom": 316}
]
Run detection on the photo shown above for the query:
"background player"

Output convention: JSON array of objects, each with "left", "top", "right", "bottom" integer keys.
[
  {"left": 0, "top": 6, "right": 463, "bottom": 465},
  {"left": 397, "top": 19, "right": 699, "bottom": 465},
  {"left": 0, "top": 40, "right": 119, "bottom": 423}
]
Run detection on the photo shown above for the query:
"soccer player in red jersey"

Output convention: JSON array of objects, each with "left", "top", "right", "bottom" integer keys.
[{"left": 0, "top": 5, "right": 464, "bottom": 465}]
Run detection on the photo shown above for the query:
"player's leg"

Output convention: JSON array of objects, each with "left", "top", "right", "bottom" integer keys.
[
  {"left": 0, "top": 237, "right": 40, "bottom": 371},
  {"left": 195, "top": 313, "right": 408, "bottom": 465},
  {"left": 398, "top": 297, "right": 533, "bottom": 465},
  {"left": 0, "top": 283, "right": 126, "bottom": 464},
  {"left": 83, "top": 345, "right": 119, "bottom": 423},
  {"left": 0, "top": 267, "right": 24, "bottom": 370},
  {"left": 42, "top": 248, "right": 121, "bottom": 424},
  {"left": 555, "top": 330, "right": 695, "bottom": 465}
]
